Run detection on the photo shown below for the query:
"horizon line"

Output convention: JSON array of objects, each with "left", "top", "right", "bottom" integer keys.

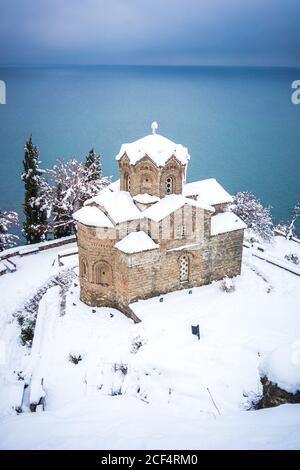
[{"left": 0, "top": 63, "right": 299, "bottom": 69}]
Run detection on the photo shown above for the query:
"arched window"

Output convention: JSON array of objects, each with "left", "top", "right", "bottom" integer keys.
[
  {"left": 165, "top": 176, "right": 174, "bottom": 195},
  {"left": 93, "top": 261, "right": 112, "bottom": 287},
  {"left": 124, "top": 173, "right": 131, "bottom": 192},
  {"left": 179, "top": 255, "right": 189, "bottom": 283},
  {"left": 81, "top": 259, "right": 88, "bottom": 279}
]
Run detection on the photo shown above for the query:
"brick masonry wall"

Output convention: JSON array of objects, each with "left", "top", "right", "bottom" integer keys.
[{"left": 77, "top": 208, "right": 244, "bottom": 310}]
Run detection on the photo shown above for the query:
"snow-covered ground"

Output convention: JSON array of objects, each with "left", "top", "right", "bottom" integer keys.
[{"left": 0, "top": 237, "right": 299, "bottom": 449}]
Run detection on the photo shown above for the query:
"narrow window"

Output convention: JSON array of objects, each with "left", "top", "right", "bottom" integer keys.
[
  {"left": 165, "top": 177, "right": 174, "bottom": 195},
  {"left": 179, "top": 255, "right": 189, "bottom": 283},
  {"left": 124, "top": 173, "right": 131, "bottom": 192},
  {"left": 81, "top": 259, "right": 88, "bottom": 279},
  {"left": 176, "top": 224, "right": 186, "bottom": 239}
]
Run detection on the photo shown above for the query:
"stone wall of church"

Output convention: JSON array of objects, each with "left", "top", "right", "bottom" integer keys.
[
  {"left": 77, "top": 220, "right": 244, "bottom": 312},
  {"left": 77, "top": 223, "right": 116, "bottom": 306},
  {"left": 207, "top": 229, "right": 244, "bottom": 281}
]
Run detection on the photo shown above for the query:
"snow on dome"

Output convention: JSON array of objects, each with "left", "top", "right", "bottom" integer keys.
[
  {"left": 85, "top": 190, "right": 141, "bottom": 224},
  {"left": 133, "top": 193, "right": 160, "bottom": 205},
  {"left": 183, "top": 178, "right": 233, "bottom": 206},
  {"left": 116, "top": 133, "right": 190, "bottom": 167},
  {"left": 211, "top": 211, "right": 246, "bottom": 236},
  {"left": 259, "top": 342, "right": 300, "bottom": 394},
  {"left": 73, "top": 206, "right": 114, "bottom": 228},
  {"left": 143, "top": 194, "right": 214, "bottom": 222},
  {"left": 114, "top": 231, "right": 159, "bottom": 254}
]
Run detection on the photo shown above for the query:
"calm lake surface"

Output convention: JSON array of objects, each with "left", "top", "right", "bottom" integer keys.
[{"left": 0, "top": 65, "right": 299, "bottom": 238}]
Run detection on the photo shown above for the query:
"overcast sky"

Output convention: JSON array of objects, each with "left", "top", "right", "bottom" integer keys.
[{"left": 0, "top": 0, "right": 299, "bottom": 66}]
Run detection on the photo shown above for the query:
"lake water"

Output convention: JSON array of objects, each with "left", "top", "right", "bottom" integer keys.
[{"left": 0, "top": 65, "right": 299, "bottom": 238}]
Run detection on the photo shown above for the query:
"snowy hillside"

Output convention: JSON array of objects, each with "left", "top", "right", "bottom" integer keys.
[{"left": 0, "top": 236, "right": 299, "bottom": 449}]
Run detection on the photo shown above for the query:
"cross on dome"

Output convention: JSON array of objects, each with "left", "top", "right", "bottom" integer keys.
[{"left": 151, "top": 121, "right": 158, "bottom": 134}]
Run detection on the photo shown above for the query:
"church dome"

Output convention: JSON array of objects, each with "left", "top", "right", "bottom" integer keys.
[{"left": 116, "top": 124, "right": 190, "bottom": 167}]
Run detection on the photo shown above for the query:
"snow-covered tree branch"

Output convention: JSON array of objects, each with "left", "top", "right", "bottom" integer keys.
[
  {"left": 47, "top": 158, "right": 111, "bottom": 238},
  {"left": 0, "top": 210, "right": 19, "bottom": 251},
  {"left": 275, "top": 202, "right": 300, "bottom": 240},
  {"left": 230, "top": 191, "right": 274, "bottom": 241}
]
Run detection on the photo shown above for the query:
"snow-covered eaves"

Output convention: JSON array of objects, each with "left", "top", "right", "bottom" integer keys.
[
  {"left": 114, "top": 231, "right": 159, "bottom": 254},
  {"left": 116, "top": 133, "right": 190, "bottom": 167},
  {"left": 107, "top": 179, "right": 120, "bottom": 192},
  {"left": 259, "top": 343, "right": 300, "bottom": 394},
  {"left": 143, "top": 194, "right": 214, "bottom": 222},
  {"left": 73, "top": 206, "right": 114, "bottom": 228},
  {"left": 85, "top": 190, "right": 141, "bottom": 224},
  {"left": 167, "top": 243, "right": 201, "bottom": 252},
  {"left": 184, "top": 178, "right": 233, "bottom": 206},
  {"left": 211, "top": 211, "right": 246, "bottom": 236},
  {"left": 133, "top": 193, "right": 160, "bottom": 205}
]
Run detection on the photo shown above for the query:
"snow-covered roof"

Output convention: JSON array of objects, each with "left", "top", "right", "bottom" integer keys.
[
  {"left": 85, "top": 190, "right": 141, "bottom": 224},
  {"left": 259, "top": 343, "right": 300, "bottom": 394},
  {"left": 114, "top": 231, "right": 159, "bottom": 254},
  {"left": 73, "top": 206, "right": 114, "bottom": 228},
  {"left": 107, "top": 179, "right": 120, "bottom": 192},
  {"left": 211, "top": 211, "right": 246, "bottom": 236},
  {"left": 183, "top": 178, "right": 233, "bottom": 206},
  {"left": 133, "top": 193, "right": 160, "bottom": 205},
  {"left": 116, "top": 133, "right": 190, "bottom": 167},
  {"left": 143, "top": 194, "right": 214, "bottom": 222}
]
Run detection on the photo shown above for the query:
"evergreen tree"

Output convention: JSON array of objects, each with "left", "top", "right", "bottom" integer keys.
[
  {"left": 22, "top": 135, "right": 48, "bottom": 244},
  {"left": 0, "top": 209, "right": 19, "bottom": 251},
  {"left": 50, "top": 161, "right": 77, "bottom": 238},
  {"left": 84, "top": 148, "right": 102, "bottom": 182}
]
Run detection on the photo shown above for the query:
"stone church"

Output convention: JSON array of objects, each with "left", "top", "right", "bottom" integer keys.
[{"left": 73, "top": 123, "right": 246, "bottom": 316}]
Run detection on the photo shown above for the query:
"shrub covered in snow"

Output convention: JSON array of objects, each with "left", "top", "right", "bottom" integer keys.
[
  {"left": 19, "top": 320, "right": 35, "bottom": 346},
  {"left": 230, "top": 191, "right": 273, "bottom": 241},
  {"left": 69, "top": 353, "right": 82, "bottom": 364},
  {"left": 113, "top": 362, "right": 128, "bottom": 376},
  {"left": 0, "top": 209, "right": 19, "bottom": 251},
  {"left": 220, "top": 276, "right": 235, "bottom": 293},
  {"left": 284, "top": 253, "right": 299, "bottom": 265},
  {"left": 131, "top": 335, "right": 147, "bottom": 354},
  {"left": 257, "top": 342, "right": 300, "bottom": 409}
]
